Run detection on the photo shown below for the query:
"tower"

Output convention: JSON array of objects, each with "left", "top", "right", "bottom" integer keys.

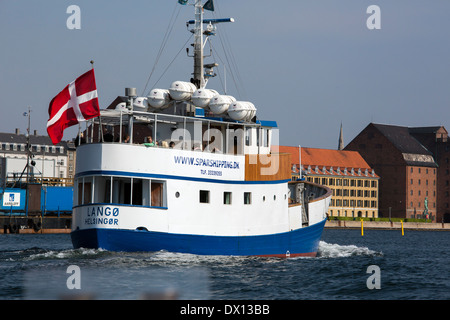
[{"left": 338, "top": 122, "right": 344, "bottom": 150}]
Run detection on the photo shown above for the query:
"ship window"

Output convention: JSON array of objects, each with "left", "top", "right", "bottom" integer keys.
[
  {"left": 112, "top": 177, "right": 132, "bottom": 204},
  {"left": 200, "top": 190, "right": 210, "bottom": 203},
  {"left": 77, "top": 177, "right": 92, "bottom": 205},
  {"left": 244, "top": 192, "right": 251, "bottom": 204},
  {"left": 132, "top": 179, "right": 143, "bottom": 206},
  {"left": 151, "top": 181, "right": 164, "bottom": 207},
  {"left": 95, "top": 176, "right": 112, "bottom": 203},
  {"left": 223, "top": 192, "right": 232, "bottom": 204}
]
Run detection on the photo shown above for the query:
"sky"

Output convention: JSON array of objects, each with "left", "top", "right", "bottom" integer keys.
[{"left": 1, "top": 0, "right": 449, "bottom": 150}]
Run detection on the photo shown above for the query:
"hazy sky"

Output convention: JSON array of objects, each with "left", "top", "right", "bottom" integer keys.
[{"left": 1, "top": 0, "right": 449, "bottom": 149}]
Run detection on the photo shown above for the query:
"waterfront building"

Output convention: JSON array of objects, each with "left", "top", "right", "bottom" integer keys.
[
  {"left": 409, "top": 126, "right": 450, "bottom": 223},
  {"left": 345, "top": 123, "right": 439, "bottom": 221},
  {"left": 277, "top": 146, "right": 379, "bottom": 218},
  {"left": 0, "top": 128, "right": 75, "bottom": 187}
]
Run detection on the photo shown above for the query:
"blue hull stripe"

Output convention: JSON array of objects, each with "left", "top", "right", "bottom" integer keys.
[
  {"left": 71, "top": 219, "right": 326, "bottom": 257},
  {"left": 75, "top": 170, "right": 290, "bottom": 185}
]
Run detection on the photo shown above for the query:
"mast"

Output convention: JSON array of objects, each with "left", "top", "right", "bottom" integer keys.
[
  {"left": 184, "top": 0, "right": 233, "bottom": 88},
  {"left": 193, "top": 0, "right": 204, "bottom": 89}
]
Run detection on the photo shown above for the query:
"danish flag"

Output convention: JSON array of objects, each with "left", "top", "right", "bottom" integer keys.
[{"left": 47, "top": 69, "right": 100, "bottom": 144}]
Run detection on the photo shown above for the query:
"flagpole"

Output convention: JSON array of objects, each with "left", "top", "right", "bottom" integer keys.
[
  {"left": 90, "top": 60, "right": 103, "bottom": 143},
  {"left": 298, "top": 145, "right": 302, "bottom": 180}
]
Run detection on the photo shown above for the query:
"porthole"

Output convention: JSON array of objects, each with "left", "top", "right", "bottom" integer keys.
[
  {"left": 175, "top": 192, "right": 180, "bottom": 198},
  {"left": 263, "top": 196, "right": 266, "bottom": 201},
  {"left": 274, "top": 195, "right": 276, "bottom": 200}
]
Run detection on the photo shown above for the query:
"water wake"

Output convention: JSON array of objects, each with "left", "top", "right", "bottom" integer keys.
[
  {"left": 24, "top": 247, "right": 106, "bottom": 261},
  {"left": 317, "top": 241, "right": 382, "bottom": 258}
]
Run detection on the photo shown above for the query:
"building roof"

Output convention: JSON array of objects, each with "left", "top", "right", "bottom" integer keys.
[
  {"left": 369, "top": 123, "right": 438, "bottom": 167},
  {"left": 0, "top": 130, "right": 70, "bottom": 155},
  {"left": 408, "top": 126, "right": 448, "bottom": 135},
  {"left": 275, "top": 146, "right": 378, "bottom": 178},
  {"left": 371, "top": 123, "right": 432, "bottom": 155}
]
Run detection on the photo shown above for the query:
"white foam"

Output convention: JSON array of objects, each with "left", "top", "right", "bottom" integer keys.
[
  {"left": 25, "top": 247, "right": 105, "bottom": 260},
  {"left": 317, "top": 241, "right": 381, "bottom": 258}
]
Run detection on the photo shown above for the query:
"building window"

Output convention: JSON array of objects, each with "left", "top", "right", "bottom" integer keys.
[
  {"left": 223, "top": 192, "right": 232, "bottom": 204},
  {"left": 244, "top": 192, "right": 251, "bottom": 204},
  {"left": 200, "top": 190, "right": 210, "bottom": 203}
]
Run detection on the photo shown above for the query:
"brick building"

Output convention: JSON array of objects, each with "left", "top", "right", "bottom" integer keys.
[
  {"left": 345, "top": 123, "right": 439, "bottom": 221},
  {"left": 409, "top": 126, "right": 450, "bottom": 222},
  {"left": 278, "top": 146, "right": 379, "bottom": 218}
]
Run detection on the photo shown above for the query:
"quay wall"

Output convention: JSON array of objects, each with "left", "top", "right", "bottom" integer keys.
[
  {"left": 0, "top": 216, "right": 71, "bottom": 234},
  {"left": 326, "top": 220, "right": 450, "bottom": 231},
  {"left": 2, "top": 217, "right": 449, "bottom": 234}
]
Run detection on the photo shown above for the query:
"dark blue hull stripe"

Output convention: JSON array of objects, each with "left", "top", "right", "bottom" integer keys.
[
  {"left": 75, "top": 170, "right": 290, "bottom": 185},
  {"left": 71, "top": 218, "right": 326, "bottom": 257}
]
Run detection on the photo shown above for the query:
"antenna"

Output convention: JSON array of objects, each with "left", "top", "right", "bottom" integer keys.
[{"left": 184, "top": 0, "right": 234, "bottom": 89}]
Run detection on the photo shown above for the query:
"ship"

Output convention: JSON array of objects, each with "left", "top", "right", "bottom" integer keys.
[{"left": 70, "top": 0, "right": 331, "bottom": 257}]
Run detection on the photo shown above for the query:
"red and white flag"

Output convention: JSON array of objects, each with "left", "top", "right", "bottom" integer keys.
[{"left": 47, "top": 69, "right": 100, "bottom": 144}]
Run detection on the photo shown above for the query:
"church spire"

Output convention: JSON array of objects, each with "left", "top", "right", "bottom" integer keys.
[{"left": 338, "top": 122, "right": 344, "bottom": 150}]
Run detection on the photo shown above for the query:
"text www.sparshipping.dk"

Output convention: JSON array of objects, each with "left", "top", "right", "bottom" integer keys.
[{"left": 174, "top": 156, "right": 240, "bottom": 169}]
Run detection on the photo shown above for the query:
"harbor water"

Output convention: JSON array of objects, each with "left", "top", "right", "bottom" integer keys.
[{"left": 0, "top": 229, "right": 448, "bottom": 300}]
